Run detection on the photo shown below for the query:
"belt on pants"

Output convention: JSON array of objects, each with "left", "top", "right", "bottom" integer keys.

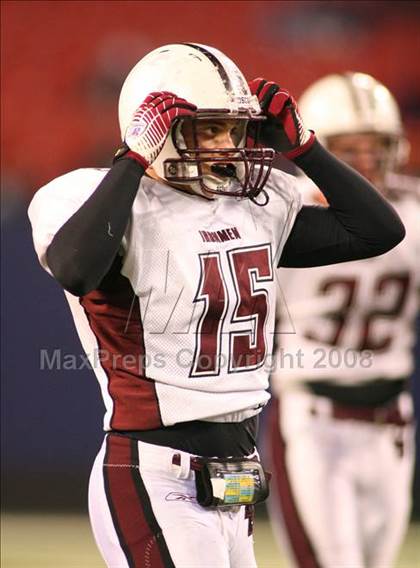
[
  {"left": 171, "top": 451, "right": 262, "bottom": 471},
  {"left": 310, "top": 397, "right": 412, "bottom": 426},
  {"left": 172, "top": 453, "right": 203, "bottom": 471}
]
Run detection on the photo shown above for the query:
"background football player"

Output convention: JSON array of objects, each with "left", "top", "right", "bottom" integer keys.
[
  {"left": 28, "top": 43, "right": 405, "bottom": 568},
  {"left": 266, "top": 72, "right": 419, "bottom": 568}
]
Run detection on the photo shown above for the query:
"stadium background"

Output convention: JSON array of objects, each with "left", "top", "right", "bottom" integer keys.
[{"left": 2, "top": 1, "right": 420, "bottom": 566}]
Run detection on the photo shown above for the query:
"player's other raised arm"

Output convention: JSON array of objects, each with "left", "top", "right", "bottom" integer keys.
[
  {"left": 45, "top": 92, "right": 196, "bottom": 295},
  {"left": 281, "top": 141, "right": 406, "bottom": 267},
  {"left": 248, "top": 79, "right": 405, "bottom": 268}
]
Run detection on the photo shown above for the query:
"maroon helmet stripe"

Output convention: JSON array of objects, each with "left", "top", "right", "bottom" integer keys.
[
  {"left": 343, "top": 72, "right": 377, "bottom": 121},
  {"left": 182, "top": 43, "right": 232, "bottom": 92},
  {"left": 79, "top": 258, "right": 163, "bottom": 429},
  {"left": 268, "top": 398, "right": 322, "bottom": 568},
  {"left": 103, "top": 435, "right": 175, "bottom": 567}
]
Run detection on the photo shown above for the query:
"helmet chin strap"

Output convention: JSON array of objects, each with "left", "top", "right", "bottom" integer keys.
[
  {"left": 146, "top": 165, "right": 217, "bottom": 200},
  {"left": 149, "top": 162, "right": 269, "bottom": 205},
  {"left": 198, "top": 162, "right": 247, "bottom": 196},
  {"left": 186, "top": 166, "right": 243, "bottom": 198}
]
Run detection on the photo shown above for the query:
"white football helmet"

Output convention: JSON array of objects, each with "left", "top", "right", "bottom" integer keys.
[
  {"left": 298, "top": 72, "right": 409, "bottom": 171},
  {"left": 119, "top": 43, "right": 274, "bottom": 202}
]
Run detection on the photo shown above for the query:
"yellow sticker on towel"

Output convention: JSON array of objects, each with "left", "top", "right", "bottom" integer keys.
[{"left": 223, "top": 473, "right": 255, "bottom": 504}]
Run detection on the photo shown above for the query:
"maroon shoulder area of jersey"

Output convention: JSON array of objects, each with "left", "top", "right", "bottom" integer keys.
[{"left": 79, "top": 257, "right": 163, "bottom": 430}]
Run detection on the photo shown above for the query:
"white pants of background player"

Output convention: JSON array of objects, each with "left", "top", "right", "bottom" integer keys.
[
  {"left": 265, "top": 390, "right": 415, "bottom": 568},
  {"left": 88, "top": 433, "right": 257, "bottom": 568}
]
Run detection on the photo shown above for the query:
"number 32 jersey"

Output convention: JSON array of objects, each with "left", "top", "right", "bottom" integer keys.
[
  {"left": 28, "top": 168, "right": 301, "bottom": 430},
  {"left": 274, "top": 173, "right": 420, "bottom": 390}
]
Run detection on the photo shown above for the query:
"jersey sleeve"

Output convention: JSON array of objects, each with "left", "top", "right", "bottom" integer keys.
[
  {"left": 27, "top": 168, "right": 109, "bottom": 274},
  {"left": 266, "top": 168, "right": 303, "bottom": 266},
  {"left": 395, "top": 195, "right": 420, "bottom": 290}
]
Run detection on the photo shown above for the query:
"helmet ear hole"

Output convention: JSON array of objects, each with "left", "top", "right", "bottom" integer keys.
[{"left": 173, "top": 119, "right": 188, "bottom": 151}]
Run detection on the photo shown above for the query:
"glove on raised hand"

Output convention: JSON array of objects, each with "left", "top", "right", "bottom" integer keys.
[
  {"left": 249, "top": 78, "right": 315, "bottom": 160},
  {"left": 114, "top": 91, "right": 197, "bottom": 168}
]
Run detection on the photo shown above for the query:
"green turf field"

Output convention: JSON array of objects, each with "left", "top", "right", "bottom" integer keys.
[{"left": 2, "top": 513, "right": 419, "bottom": 567}]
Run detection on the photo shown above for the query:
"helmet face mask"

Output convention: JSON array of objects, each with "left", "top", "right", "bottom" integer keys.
[
  {"left": 163, "top": 113, "right": 274, "bottom": 201},
  {"left": 118, "top": 43, "right": 274, "bottom": 202}
]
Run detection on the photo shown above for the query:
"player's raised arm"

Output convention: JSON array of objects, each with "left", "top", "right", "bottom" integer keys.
[
  {"left": 45, "top": 92, "right": 196, "bottom": 296},
  {"left": 248, "top": 79, "right": 405, "bottom": 267}
]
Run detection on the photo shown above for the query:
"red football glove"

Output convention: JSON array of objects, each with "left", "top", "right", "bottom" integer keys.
[
  {"left": 249, "top": 78, "right": 315, "bottom": 160},
  {"left": 114, "top": 91, "right": 197, "bottom": 168}
]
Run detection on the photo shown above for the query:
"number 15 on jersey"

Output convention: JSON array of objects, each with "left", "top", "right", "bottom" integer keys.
[{"left": 190, "top": 244, "right": 274, "bottom": 377}]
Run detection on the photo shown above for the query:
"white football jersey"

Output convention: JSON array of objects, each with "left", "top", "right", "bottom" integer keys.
[
  {"left": 273, "top": 173, "right": 420, "bottom": 392},
  {"left": 28, "top": 167, "right": 301, "bottom": 429}
]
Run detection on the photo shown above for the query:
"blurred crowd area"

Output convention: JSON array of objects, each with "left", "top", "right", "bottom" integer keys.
[{"left": 2, "top": 0, "right": 420, "bottom": 203}]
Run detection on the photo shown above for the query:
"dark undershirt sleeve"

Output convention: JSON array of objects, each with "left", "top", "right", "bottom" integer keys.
[
  {"left": 46, "top": 158, "right": 145, "bottom": 296},
  {"left": 279, "top": 140, "right": 405, "bottom": 268}
]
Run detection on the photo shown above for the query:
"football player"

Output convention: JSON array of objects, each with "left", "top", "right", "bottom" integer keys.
[
  {"left": 28, "top": 45, "right": 404, "bottom": 568},
  {"left": 267, "top": 73, "right": 419, "bottom": 568}
]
